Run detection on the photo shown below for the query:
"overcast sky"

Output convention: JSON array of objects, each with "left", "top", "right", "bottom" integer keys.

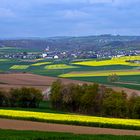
[{"left": 0, "top": 0, "right": 140, "bottom": 38}]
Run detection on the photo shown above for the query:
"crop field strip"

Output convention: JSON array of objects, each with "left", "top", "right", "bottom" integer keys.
[
  {"left": 10, "top": 65, "right": 30, "bottom": 70},
  {"left": 31, "top": 62, "right": 51, "bottom": 66},
  {"left": 45, "top": 64, "right": 79, "bottom": 70},
  {"left": 0, "top": 59, "right": 9, "bottom": 62},
  {"left": 0, "top": 109, "right": 140, "bottom": 130},
  {"left": 60, "top": 69, "right": 140, "bottom": 77},
  {"left": 73, "top": 56, "right": 140, "bottom": 67}
]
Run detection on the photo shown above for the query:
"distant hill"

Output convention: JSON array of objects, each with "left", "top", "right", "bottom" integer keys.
[{"left": 0, "top": 35, "right": 140, "bottom": 52}]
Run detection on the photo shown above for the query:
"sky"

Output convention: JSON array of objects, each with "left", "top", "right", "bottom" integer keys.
[{"left": 0, "top": 0, "right": 140, "bottom": 38}]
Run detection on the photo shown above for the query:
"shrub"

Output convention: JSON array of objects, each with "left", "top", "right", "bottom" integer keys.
[
  {"left": 0, "top": 87, "right": 43, "bottom": 108},
  {"left": 107, "top": 74, "right": 120, "bottom": 83},
  {"left": 128, "top": 94, "right": 140, "bottom": 119},
  {"left": 0, "top": 90, "right": 9, "bottom": 107}
]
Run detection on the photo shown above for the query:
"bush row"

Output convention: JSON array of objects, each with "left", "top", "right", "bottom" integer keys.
[
  {"left": 50, "top": 80, "right": 140, "bottom": 119},
  {"left": 0, "top": 87, "right": 43, "bottom": 108}
]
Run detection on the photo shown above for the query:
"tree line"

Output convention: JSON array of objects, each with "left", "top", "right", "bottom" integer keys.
[
  {"left": 50, "top": 80, "right": 140, "bottom": 119},
  {"left": 0, "top": 87, "right": 43, "bottom": 108}
]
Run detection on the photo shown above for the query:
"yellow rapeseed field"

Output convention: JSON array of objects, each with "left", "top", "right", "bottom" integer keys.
[
  {"left": 32, "top": 62, "right": 51, "bottom": 66},
  {"left": 45, "top": 64, "right": 78, "bottom": 70},
  {"left": 60, "top": 70, "right": 140, "bottom": 78},
  {"left": 0, "top": 109, "right": 140, "bottom": 129},
  {"left": 0, "top": 59, "right": 9, "bottom": 62},
  {"left": 73, "top": 56, "right": 140, "bottom": 67},
  {"left": 10, "top": 65, "right": 29, "bottom": 70}
]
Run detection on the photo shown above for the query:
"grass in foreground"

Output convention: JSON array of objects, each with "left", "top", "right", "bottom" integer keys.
[
  {"left": 0, "top": 109, "right": 140, "bottom": 130},
  {"left": 0, "top": 129, "right": 140, "bottom": 140}
]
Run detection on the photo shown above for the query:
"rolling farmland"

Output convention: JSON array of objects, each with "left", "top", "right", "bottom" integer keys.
[
  {"left": 0, "top": 56, "right": 140, "bottom": 139},
  {"left": 0, "top": 56, "right": 140, "bottom": 91},
  {"left": 1, "top": 2, "right": 140, "bottom": 139}
]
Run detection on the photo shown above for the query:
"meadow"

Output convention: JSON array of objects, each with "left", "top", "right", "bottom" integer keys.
[
  {"left": 0, "top": 129, "right": 140, "bottom": 140},
  {"left": 0, "top": 109, "right": 140, "bottom": 130}
]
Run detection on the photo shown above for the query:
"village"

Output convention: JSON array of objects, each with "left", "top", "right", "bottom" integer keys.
[{"left": 0, "top": 46, "right": 140, "bottom": 60}]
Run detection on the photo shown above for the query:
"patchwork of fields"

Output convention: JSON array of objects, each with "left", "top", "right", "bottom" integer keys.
[
  {"left": 0, "top": 56, "right": 140, "bottom": 91},
  {"left": 0, "top": 55, "right": 140, "bottom": 138}
]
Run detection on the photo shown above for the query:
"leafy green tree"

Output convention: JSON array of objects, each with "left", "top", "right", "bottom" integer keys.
[
  {"left": 80, "top": 83, "right": 99, "bottom": 114},
  {"left": 28, "top": 88, "right": 43, "bottom": 108},
  {"left": 9, "top": 87, "right": 43, "bottom": 108},
  {"left": 50, "top": 80, "right": 63, "bottom": 109},
  {"left": 9, "top": 88, "right": 21, "bottom": 107},
  {"left": 128, "top": 94, "right": 140, "bottom": 119},
  {"left": 0, "top": 90, "right": 9, "bottom": 107},
  {"left": 102, "top": 90, "right": 128, "bottom": 118}
]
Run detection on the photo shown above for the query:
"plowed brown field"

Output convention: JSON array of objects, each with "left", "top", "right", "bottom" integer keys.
[{"left": 0, "top": 73, "right": 139, "bottom": 95}]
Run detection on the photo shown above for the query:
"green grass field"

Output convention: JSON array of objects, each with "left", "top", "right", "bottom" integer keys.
[
  {"left": 68, "top": 75, "right": 140, "bottom": 90},
  {"left": 0, "top": 129, "right": 140, "bottom": 140}
]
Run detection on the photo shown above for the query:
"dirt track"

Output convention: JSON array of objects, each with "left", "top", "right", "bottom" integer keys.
[
  {"left": 0, "top": 73, "right": 139, "bottom": 95},
  {"left": 0, "top": 119, "right": 140, "bottom": 136}
]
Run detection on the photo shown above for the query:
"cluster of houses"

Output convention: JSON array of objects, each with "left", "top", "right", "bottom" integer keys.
[{"left": 0, "top": 46, "right": 140, "bottom": 60}]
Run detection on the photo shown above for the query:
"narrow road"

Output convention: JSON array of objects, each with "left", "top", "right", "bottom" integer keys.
[{"left": 0, "top": 119, "right": 140, "bottom": 136}]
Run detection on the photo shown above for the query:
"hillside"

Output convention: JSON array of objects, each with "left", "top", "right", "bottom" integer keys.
[{"left": 0, "top": 35, "right": 140, "bottom": 52}]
